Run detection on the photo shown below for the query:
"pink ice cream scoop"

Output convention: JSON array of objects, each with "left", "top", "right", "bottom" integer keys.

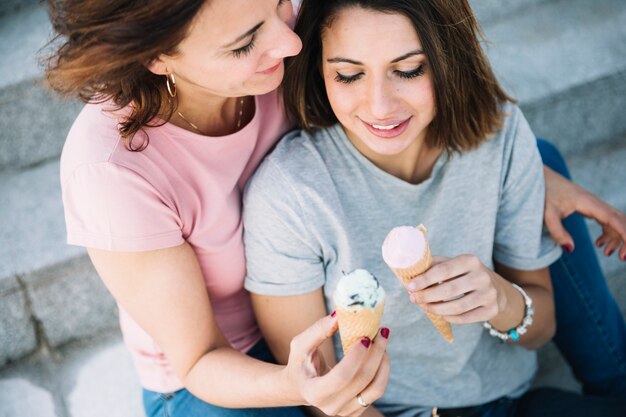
[
  {"left": 382, "top": 225, "right": 429, "bottom": 269},
  {"left": 381, "top": 224, "right": 454, "bottom": 343}
]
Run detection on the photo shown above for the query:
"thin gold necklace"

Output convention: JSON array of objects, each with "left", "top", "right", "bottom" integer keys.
[{"left": 176, "top": 97, "right": 246, "bottom": 134}]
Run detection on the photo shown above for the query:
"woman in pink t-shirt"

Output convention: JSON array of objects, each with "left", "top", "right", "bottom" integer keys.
[
  {"left": 43, "top": 0, "right": 626, "bottom": 416},
  {"left": 47, "top": 1, "right": 390, "bottom": 417}
]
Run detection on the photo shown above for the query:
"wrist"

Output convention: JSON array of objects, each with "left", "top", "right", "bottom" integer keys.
[
  {"left": 485, "top": 283, "right": 534, "bottom": 342},
  {"left": 276, "top": 365, "right": 305, "bottom": 406},
  {"left": 489, "top": 278, "right": 525, "bottom": 331}
]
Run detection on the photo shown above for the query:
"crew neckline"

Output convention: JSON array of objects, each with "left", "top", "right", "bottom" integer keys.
[{"left": 328, "top": 123, "right": 449, "bottom": 192}]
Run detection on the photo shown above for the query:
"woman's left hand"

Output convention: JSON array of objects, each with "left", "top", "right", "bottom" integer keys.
[
  {"left": 406, "top": 255, "right": 510, "bottom": 324},
  {"left": 543, "top": 166, "right": 626, "bottom": 261}
]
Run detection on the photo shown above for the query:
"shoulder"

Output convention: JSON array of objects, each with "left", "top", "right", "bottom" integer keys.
[
  {"left": 60, "top": 102, "right": 129, "bottom": 183},
  {"left": 259, "top": 127, "right": 333, "bottom": 181},
  {"left": 244, "top": 127, "right": 336, "bottom": 207},
  {"left": 473, "top": 102, "right": 535, "bottom": 161}
]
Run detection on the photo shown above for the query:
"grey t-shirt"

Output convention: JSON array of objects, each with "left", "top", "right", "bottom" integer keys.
[{"left": 243, "top": 103, "right": 561, "bottom": 416}]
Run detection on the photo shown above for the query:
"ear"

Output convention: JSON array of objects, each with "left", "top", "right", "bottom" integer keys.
[{"left": 146, "top": 55, "right": 170, "bottom": 76}]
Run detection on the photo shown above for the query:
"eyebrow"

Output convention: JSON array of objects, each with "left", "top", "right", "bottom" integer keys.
[
  {"left": 224, "top": 22, "right": 264, "bottom": 48},
  {"left": 326, "top": 50, "right": 424, "bottom": 65}
]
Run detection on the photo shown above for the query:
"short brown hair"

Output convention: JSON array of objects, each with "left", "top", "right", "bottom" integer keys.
[
  {"left": 282, "top": 0, "right": 514, "bottom": 153},
  {"left": 43, "top": 0, "right": 205, "bottom": 150}
]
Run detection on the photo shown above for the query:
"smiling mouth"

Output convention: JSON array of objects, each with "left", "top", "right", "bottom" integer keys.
[
  {"left": 371, "top": 123, "right": 400, "bottom": 130},
  {"left": 258, "top": 61, "right": 282, "bottom": 74},
  {"left": 362, "top": 117, "right": 411, "bottom": 138}
]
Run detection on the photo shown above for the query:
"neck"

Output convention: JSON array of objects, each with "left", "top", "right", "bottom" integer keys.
[
  {"left": 346, "top": 128, "right": 443, "bottom": 184},
  {"left": 168, "top": 81, "right": 249, "bottom": 136}
]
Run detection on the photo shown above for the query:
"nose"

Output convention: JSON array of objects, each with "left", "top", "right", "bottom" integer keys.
[
  {"left": 365, "top": 76, "right": 396, "bottom": 120},
  {"left": 267, "top": 19, "right": 302, "bottom": 59}
]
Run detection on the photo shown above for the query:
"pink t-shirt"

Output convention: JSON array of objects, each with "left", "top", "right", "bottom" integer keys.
[{"left": 60, "top": 90, "right": 290, "bottom": 392}]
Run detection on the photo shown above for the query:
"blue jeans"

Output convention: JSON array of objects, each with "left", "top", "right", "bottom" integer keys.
[
  {"left": 143, "top": 339, "right": 307, "bottom": 417},
  {"left": 537, "top": 139, "right": 626, "bottom": 398},
  {"left": 450, "top": 387, "right": 626, "bottom": 417}
]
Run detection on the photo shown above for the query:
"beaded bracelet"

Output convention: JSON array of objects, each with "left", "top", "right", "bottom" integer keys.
[{"left": 483, "top": 283, "right": 534, "bottom": 342}]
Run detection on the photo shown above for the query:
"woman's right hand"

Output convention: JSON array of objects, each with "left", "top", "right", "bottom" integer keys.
[{"left": 282, "top": 314, "right": 390, "bottom": 417}]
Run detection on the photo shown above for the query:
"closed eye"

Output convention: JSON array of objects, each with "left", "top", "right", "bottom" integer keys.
[
  {"left": 334, "top": 72, "right": 364, "bottom": 84},
  {"left": 232, "top": 36, "right": 256, "bottom": 58},
  {"left": 396, "top": 65, "right": 424, "bottom": 79}
]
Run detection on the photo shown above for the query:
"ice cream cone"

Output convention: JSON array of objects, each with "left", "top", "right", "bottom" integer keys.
[
  {"left": 383, "top": 225, "right": 454, "bottom": 343},
  {"left": 336, "top": 300, "right": 385, "bottom": 353},
  {"left": 333, "top": 269, "right": 386, "bottom": 353}
]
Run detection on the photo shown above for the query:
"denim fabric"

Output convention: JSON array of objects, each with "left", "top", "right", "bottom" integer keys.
[
  {"left": 435, "top": 388, "right": 626, "bottom": 417},
  {"left": 512, "top": 387, "right": 626, "bottom": 417},
  {"left": 143, "top": 339, "right": 307, "bottom": 417},
  {"left": 537, "top": 139, "right": 626, "bottom": 398}
]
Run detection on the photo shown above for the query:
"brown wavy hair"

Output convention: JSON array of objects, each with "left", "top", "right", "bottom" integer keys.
[
  {"left": 282, "top": 0, "right": 514, "bottom": 153},
  {"left": 43, "top": 0, "right": 205, "bottom": 150}
]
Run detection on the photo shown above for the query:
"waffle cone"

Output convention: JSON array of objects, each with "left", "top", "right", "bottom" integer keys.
[
  {"left": 336, "top": 301, "right": 385, "bottom": 354},
  {"left": 392, "top": 229, "right": 454, "bottom": 343}
]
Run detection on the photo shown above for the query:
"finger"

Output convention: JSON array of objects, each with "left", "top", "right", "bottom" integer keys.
[
  {"left": 604, "top": 238, "right": 620, "bottom": 257},
  {"left": 596, "top": 235, "right": 607, "bottom": 249},
  {"left": 607, "top": 213, "right": 626, "bottom": 243},
  {"left": 618, "top": 243, "right": 626, "bottom": 262},
  {"left": 340, "top": 352, "right": 390, "bottom": 417},
  {"left": 290, "top": 313, "right": 338, "bottom": 361},
  {"left": 412, "top": 276, "right": 474, "bottom": 304},
  {"left": 345, "top": 328, "right": 390, "bottom": 394},
  {"left": 544, "top": 206, "right": 574, "bottom": 250},
  {"left": 408, "top": 255, "right": 477, "bottom": 292},
  {"left": 423, "top": 290, "right": 487, "bottom": 317},
  {"left": 445, "top": 306, "right": 492, "bottom": 324},
  {"left": 318, "top": 336, "right": 375, "bottom": 391}
]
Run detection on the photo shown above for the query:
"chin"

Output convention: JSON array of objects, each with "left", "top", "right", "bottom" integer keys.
[
  {"left": 364, "top": 138, "right": 414, "bottom": 156},
  {"left": 250, "top": 69, "right": 285, "bottom": 95}
]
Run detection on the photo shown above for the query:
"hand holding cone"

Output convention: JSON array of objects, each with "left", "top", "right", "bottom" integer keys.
[{"left": 382, "top": 225, "right": 454, "bottom": 343}]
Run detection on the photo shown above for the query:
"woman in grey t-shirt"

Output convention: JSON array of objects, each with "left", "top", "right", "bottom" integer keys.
[{"left": 243, "top": 1, "right": 626, "bottom": 416}]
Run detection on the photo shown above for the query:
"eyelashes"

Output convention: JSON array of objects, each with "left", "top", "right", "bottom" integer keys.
[
  {"left": 397, "top": 65, "right": 425, "bottom": 79},
  {"left": 232, "top": 0, "right": 291, "bottom": 58},
  {"left": 232, "top": 36, "right": 256, "bottom": 58},
  {"left": 334, "top": 65, "right": 425, "bottom": 84}
]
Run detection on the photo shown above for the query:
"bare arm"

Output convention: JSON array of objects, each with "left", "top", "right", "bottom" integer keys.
[
  {"left": 252, "top": 289, "right": 391, "bottom": 417},
  {"left": 408, "top": 255, "right": 555, "bottom": 350},
  {"left": 544, "top": 166, "right": 626, "bottom": 260},
  {"left": 88, "top": 243, "right": 301, "bottom": 407}
]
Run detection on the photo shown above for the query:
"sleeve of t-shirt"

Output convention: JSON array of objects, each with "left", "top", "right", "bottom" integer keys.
[
  {"left": 62, "top": 162, "right": 184, "bottom": 252},
  {"left": 493, "top": 106, "right": 562, "bottom": 270},
  {"left": 243, "top": 158, "right": 325, "bottom": 296}
]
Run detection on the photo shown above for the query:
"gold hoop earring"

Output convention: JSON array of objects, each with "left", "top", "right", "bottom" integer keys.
[{"left": 166, "top": 73, "right": 177, "bottom": 98}]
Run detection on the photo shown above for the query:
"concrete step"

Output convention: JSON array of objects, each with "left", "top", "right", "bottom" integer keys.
[
  {"left": 0, "top": 160, "right": 117, "bottom": 367},
  {"left": 0, "top": 3, "right": 83, "bottom": 172},
  {"left": 481, "top": 0, "right": 626, "bottom": 157},
  {"left": 470, "top": 0, "right": 551, "bottom": 24},
  {"left": 0, "top": 0, "right": 38, "bottom": 18},
  {"left": 0, "top": 330, "right": 143, "bottom": 417}
]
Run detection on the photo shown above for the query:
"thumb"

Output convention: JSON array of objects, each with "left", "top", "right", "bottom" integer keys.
[
  {"left": 291, "top": 313, "right": 338, "bottom": 359},
  {"left": 545, "top": 207, "right": 574, "bottom": 252}
]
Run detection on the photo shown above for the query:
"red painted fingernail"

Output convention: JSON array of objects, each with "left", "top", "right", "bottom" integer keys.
[
  {"left": 381, "top": 328, "right": 390, "bottom": 339},
  {"left": 607, "top": 249, "right": 615, "bottom": 256},
  {"left": 330, "top": 311, "right": 336, "bottom": 318},
  {"left": 621, "top": 254, "right": 626, "bottom": 262},
  {"left": 562, "top": 244, "right": 574, "bottom": 253},
  {"left": 361, "top": 337, "right": 371, "bottom": 348},
  {"left": 596, "top": 241, "right": 603, "bottom": 248}
]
